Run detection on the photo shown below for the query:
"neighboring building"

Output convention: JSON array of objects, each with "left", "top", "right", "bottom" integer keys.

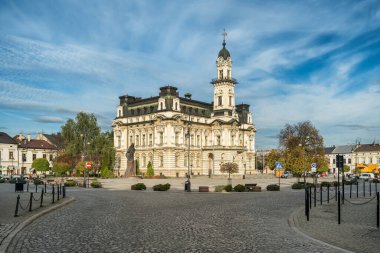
[
  {"left": 0, "top": 132, "right": 19, "bottom": 175},
  {"left": 325, "top": 143, "right": 380, "bottom": 174},
  {"left": 14, "top": 133, "right": 58, "bottom": 174},
  {"left": 113, "top": 38, "right": 256, "bottom": 177}
]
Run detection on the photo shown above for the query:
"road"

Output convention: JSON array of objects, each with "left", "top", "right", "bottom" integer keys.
[{"left": 6, "top": 186, "right": 344, "bottom": 253}]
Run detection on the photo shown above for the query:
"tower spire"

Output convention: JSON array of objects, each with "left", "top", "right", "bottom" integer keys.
[{"left": 222, "top": 28, "right": 227, "bottom": 47}]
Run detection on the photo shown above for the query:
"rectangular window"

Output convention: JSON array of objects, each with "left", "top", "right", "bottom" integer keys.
[
  {"left": 43, "top": 154, "right": 47, "bottom": 159},
  {"left": 149, "top": 134, "right": 153, "bottom": 146},
  {"left": 197, "top": 135, "right": 200, "bottom": 147},
  {"left": 229, "top": 96, "right": 232, "bottom": 106},
  {"left": 32, "top": 154, "right": 37, "bottom": 160},
  {"left": 227, "top": 70, "right": 230, "bottom": 78},
  {"left": 175, "top": 133, "right": 179, "bottom": 145},
  {"left": 160, "top": 133, "right": 163, "bottom": 144},
  {"left": 142, "top": 134, "right": 146, "bottom": 146},
  {"left": 332, "top": 159, "right": 335, "bottom": 165},
  {"left": 9, "top": 151, "right": 14, "bottom": 160},
  {"left": 219, "top": 70, "right": 223, "bottom": 79},
  {"left": 231, "top": 135, "right": 235, "bottom": 146},
  {"left": 348, "top": 158, "right": 351, "bottom": 164},
  {"left": 49, "top": 154, "right": 53, "bottom": 161},
  {"left": 218, "top": 96, "right": 222, "bottom": 106},
  {"left": 217, "top": 136, "right": 221, "bottom": 145},
  {"left": 129, "top": 135, "right": 133, "bottom": 145},
  {"left": 205, "top": 136, "right": 208, "bottom": 146},
  {"left": 22, "top": 153, "right": 27, "bottom": 162},
  {"left": 135, "top": 135, "right": 139, "bottom": 146}
]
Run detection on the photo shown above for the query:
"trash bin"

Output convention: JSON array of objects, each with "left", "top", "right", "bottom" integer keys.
[
  {"left": 184, "top": 180, "right": 191, "bottom": 192},
  {"left": 15, "top": 182, "right": 24, "bottom": 192}
]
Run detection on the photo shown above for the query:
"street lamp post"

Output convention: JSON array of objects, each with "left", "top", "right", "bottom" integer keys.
[{"left": 184, "top": 93, "right": 192, "bottom": 192}]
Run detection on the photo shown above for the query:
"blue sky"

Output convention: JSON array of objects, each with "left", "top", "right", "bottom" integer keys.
[{"left": 0, "top": 0, "right": 379, "bottom": 149}]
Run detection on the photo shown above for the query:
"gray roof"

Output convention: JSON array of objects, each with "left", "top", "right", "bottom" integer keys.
[
  {"left": 324, "top": 147, "right": 335, "bottom": 154},
  {"left": 0, "top": 132, "right": 18, "bottom": 144},
  {"left": 331, "top": 145, "right": 357, "bottom": 154}
]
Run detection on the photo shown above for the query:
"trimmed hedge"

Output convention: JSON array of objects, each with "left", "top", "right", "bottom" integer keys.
[
  {"left": 131, "top": 183, "right": 146, "bottom": 190},
  {"left": 372, "top": 179, "right": 379, "bottom": 183},
  {"left": 214, "top": 185, "right": 226, "bottom": 192},
  {"left": 320, "top": 181, "right": 331, "bottom": 187},
  {"left": 91, "top": 181, "right": 102, "bottom": 188},
  {"left": 291, "top": 182, "right": 303, "bottom": 189},
  {"left": 267, "top": 184, "right": 280, "bottom": 191},
  {"left": 224, "top": 184, "right": 233, "bottom": 192},
  {"left": 33, "top": 179, "right": 44, "bottom": 185},
  {"left": 64, "top": 180, "right": 77, "bottom": 187},
  {"left": 153, "top": 183, "right": 171, "bottom": 191},
  {"left": 233, "top": 184, "right": 246, "bottom": 192},
  {"left": 0, "top": 178, "right": 5, "bottom": 183}
]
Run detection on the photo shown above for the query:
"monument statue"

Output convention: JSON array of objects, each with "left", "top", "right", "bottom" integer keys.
[{"left": 125, "top": 143, "right": 136, "bottom": 177}]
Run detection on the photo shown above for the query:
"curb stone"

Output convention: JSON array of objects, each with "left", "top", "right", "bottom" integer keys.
[
  {"left": 288, "top": 207, "right": 355, "bottom": 253},
  {"left": 0, "top": 196, "right": 75, "bottom": 253}
]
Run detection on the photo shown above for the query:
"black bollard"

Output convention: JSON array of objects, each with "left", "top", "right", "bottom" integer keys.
[
  {"left": 29, "top": 193, "right": 33, "bottom": 212},
  {"left": 14, "top": 195, "right": 20, "bottom": 217},
  {"left": 52, "top": 185, "right": 55, "bottom": 204},
  {"left": 342, "top": 180, "right": 345, "bottom": 204},
  {"left": 327, "top": 184, "right": 330, "bottom": 203},
  {"left": 40, "top": 189, "right": 44, "bottom": 207},
  {"left": 320, "top": 184, "right": 323, "bottom": 205},
  {"left": 27, "top": 181, "right": 29, "bottom": 192},
  {"left": 350, "top": 183, "right": 352, "bottom": 198},
  {"left": 44, "top": 182, "right": 47, "bottom": 193},
  {"left": 357, "top": 182, "right": 359, "bottom": 198},
  {"left": 309, "top": 186, "right": 312, "bottom": 209},
  {"left": 57, "top": 185, "right": 60, "bottom": 201},
  {"left": 314, "top": 185, "right": 317, "bottom": 207},
  {"left": 306, "top": 189, "right": 309, "bottom": 221},
  {"left": 377, "top": 192, "right": 379, "bottom": 228},
  {"left": 63, "top": 186, "right": 66, "bottom": 198},
  {"left": 338, "top": 191, "right": 341, "bottom": 224},
  {"left": 305, "top": 187, "right": 308, "bottom": 216}
]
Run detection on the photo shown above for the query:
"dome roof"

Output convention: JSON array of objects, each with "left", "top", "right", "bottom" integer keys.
[{"left": 218, "top": 41, "right": 230, "bottom": 60}]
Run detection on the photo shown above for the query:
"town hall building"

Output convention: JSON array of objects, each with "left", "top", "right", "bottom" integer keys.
[{"left": 112, "top": 36, "right": 256, "bottom": 177}]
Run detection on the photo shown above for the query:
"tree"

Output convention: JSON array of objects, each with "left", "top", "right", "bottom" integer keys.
[
  {"left": 75, "top": 161, "right": 86, "bottom": 176},
  {"left": 32, "top": 158, "right": 50, "bottom": 172},
  {"left": 265, "top": 149, "right": 281, "bottom": 170},
  {"left": 220, "top": 162, "right": 239, "bottom": 179},
  {"left": 278, "top": 121, "right": 326, "bottom": 179},
  {"left": 343, "top": 165, "right": 350, "bottom": 173},
  {"left": 146, "top": 162, "right": 154, "bottom": 177},
  {"left": 60, "top": 112, "right": 114, "bottom": 174},
  {"left": 52, "top": 162, "right": 70, "bottom": 177},
  {"left": 135, "top": 159, "right": 140, "bottom": 175}
]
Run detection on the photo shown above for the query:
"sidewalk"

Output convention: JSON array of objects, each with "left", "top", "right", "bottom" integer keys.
[
  {"left": 290, "top": 196, "right": 380, "bottom": 253},
  {"left": 0, "top": 183, "right": 73, "bottom": 252}
]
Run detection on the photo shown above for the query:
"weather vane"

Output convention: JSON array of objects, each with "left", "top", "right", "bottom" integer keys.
[{"left": 222, "top": 28, "right": 227, "bottom": 42}]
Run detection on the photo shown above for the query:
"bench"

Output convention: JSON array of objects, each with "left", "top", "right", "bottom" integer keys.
[
  {"left": 245, "top": 184, "right": 257, "bottom": 192},
  {"left": 199, "top": 186, "right": 209, "bottom": 192}
]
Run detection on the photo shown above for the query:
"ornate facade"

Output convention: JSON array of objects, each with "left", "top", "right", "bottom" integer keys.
[{"left": 113, "top": 38, "right": 256, "bottom": 177}]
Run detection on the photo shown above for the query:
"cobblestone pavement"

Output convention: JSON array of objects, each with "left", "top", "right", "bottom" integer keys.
[
  {"left": 293, "top": 192, "right": 380, "bottom": 253},
  {"left": 0, "top": 182, "right": 69, "bottom": 251},
  {"left": 7, "top": 187, "right": 345, "bottom": 253}
]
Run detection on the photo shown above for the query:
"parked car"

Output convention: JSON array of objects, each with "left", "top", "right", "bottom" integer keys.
[
  {"left": 359, "top": 173, "right": 375, "bottom": 181},
  {"left": 281, "top": 171, "right": 293, "bottom": 178}
]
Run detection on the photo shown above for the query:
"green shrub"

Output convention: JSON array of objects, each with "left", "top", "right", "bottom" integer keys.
[
  {"left": 332, "top": 181, "right": 339, "bottom": 187},
  {"left": 234, "top": 184, "right": 246, "bottom": 192},
  {"left": 131, "top": 183, "right": 146, "bottom": 190},
  {"left": 214, "top": 185, "right": 226, "bottom": 192},
  {"left": 224, "top": 184, "right": 232, "bottom": 192},
  {"left": 91, "top": 181, "right": 102, "bottom": 188},
  {"left": 64, "top": 180, "right": 77, "bottom": 187},
  {"left": 291, "top": 183, "right": 303, "bottom": 189},
  {"left": 0, "top": 178, "right": 5, "bottom": 183},
  {"left": 320, "top": 181, "right": 331, "bottom": 187},
  {"left": 372, "top": 179, "right": 379, "bottom": 183},
  {"left": 33, "top": 179, "right": 44, "bottom": 185},
  {"left": 343, "top": 180, "right": 352, "bottom": 185},
  {"left": 266, "top": 184, "right": 280, "bottom": 191},
  {"left": 153, "top": 183, "right": 170, "bottom": 191}
]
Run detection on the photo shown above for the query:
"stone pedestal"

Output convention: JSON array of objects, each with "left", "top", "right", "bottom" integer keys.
[{"left": 125, "top": 161, "right": 136, "bottom": 177}]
